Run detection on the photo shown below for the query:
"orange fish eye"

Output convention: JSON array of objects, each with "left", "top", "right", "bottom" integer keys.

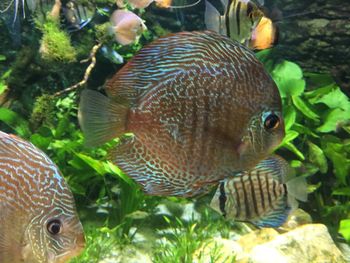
[
  {"left": 263, "top": 113, "right": 280, "bottom": 131},
  {"left": 47, "top": 219, "right": 62, "bottom": 235}
]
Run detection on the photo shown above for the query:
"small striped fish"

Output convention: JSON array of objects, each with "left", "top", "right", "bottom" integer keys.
[
  {"left": 0, "top": 131, "right": 84, "bottom": 263},
  {"left": 210, "top": 155, "right": 307, "bottom": 228},
  {"left": 205, "top": 0, "right": 264, "bottom": 44}
]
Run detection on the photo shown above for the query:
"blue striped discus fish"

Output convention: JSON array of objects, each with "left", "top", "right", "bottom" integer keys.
[
  {"left": 0, "top": 131, "right": 84, "bottom": 263},
  {"left": 210, "top": 155, "right": 307, "bottom": 228},
  {"left": 79, "top": 31, "right": 285, "bottom": 197}
]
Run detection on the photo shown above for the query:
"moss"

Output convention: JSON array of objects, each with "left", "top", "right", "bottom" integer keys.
[
  {"left": 30, "top": 94, "right": 56, "bottom": 130},
  {"left": 37, "top": 16, "right": 77, "bottom": 63}
]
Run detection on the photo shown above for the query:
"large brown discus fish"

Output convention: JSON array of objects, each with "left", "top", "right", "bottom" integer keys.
[
  {"left": 0, "top": 131, "right": 85, "bottom": 263},
  {"left": 79, "top": 30, "right": 284, "bottom": 197}
]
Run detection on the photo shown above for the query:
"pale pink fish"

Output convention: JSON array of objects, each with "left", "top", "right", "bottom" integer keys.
[
  {"left": 0, "top": 131, "right": 85, "bottom": 263},
  {"left": 117, "top": 0, "right": 201, "bottom": 9},
  {"left": 109, "top": 10, "right": 147, "bottom": 45}
]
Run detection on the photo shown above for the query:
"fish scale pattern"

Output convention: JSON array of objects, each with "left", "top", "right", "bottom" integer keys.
[
  {"left": 0, "top": 131, "right": 84, "bottom": 263},
  {"left": 102, "top": 31, "right": 284, "bottom": 197}
]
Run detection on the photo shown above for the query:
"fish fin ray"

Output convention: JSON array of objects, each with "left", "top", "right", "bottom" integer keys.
[
  {"left": 205, "top": 0, "right": 222, "bottom": 32},
  {"left": 78, "top": 89, "right": 128, "bottom": 147},
  {"left": 253, "top": 197, "right": 290, "bottom": 228},
  {"left": 286, "top": 176, "right": 308, "bottom": 202}
]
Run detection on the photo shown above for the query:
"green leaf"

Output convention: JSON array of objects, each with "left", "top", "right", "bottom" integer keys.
[
  {"left": 282, "top": 142, "right": 305, "bottom": 160},
  {"left": 293, "top": 123, "right": 319, "bottom": 138},
  {"left": 307, "top": 141, "right": 328, "bottom": 173},
  {"left": 332, "top": 188, "right": 350, "bottom": 196},
  {"left": 30, "top": 133, "right": 52, "bottom": 149},
  {"left": 317, "top": 108, "right": 350, "bottom": 133},
  {"left": 0, "top": 108, "right": 31, "bottom": 137},
  {"left": 292, "top": 96, "right": 320, "bottom": 121},
  {"left": 322, "top": 139, "right": 350, "bottom": 185},
  {"left": 339, "top": 219, "right": 350, "bottom": 242},
  {"left": 307, "top": 85, "right": 350, "bottom": 111},
  {"left": 283, "top": 105, "right": 296, "bottom": 130},
  {"left": 0, "top": 83, "right": 6, "bottom": 95},
  {"left": 281, "top": 130, "right": 299, "bottom": 144},
  {"left": 74, "top": 153, "right": 106, "bottom": 176},
  {"left": 272, "top": 61, "right": 305, "bottom": 98},
  {"left": 0, "top": 55, "right": 6, "bottom": 61}
]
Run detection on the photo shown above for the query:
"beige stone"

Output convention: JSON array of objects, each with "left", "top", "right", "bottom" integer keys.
[
  {"left": 248, "top": 224, "right": 346, "bottom": 263},
  {"left": 193, "top": 237, "right": 243, "bottom": 263},
  {"left": 237, "top": 228, "right": 279, "bottom": 253}
]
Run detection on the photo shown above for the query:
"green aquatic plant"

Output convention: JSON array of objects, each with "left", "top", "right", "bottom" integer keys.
[
  {"left": 257, "top": 51, "right": 350, "bottom": 241},
  {"left": 37, "top": 16, "right": 77, "bottom": 63}
]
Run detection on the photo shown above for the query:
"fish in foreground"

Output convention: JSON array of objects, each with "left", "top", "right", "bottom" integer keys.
[
  {"left": 78, "top": 30, "right": 284, "bottom": 197},
  {"left": 210, "top": 155, "right": 308, "bottom": 228},
  {"left": 0, "top": 131, "right": 85, "bottom": 263},
  {"left": 108, "top": 10, "right": 147, "bottom": 45}
]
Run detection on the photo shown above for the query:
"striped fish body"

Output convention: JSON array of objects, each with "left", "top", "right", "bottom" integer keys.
[
  {"left": 205, "top": 0, "right": 264, "bottom": 44},
  {"left": 79, "top": 31, "right": 284, "bottom": 197},
  {"left": 0, "top": 132, "right": 84, "bottom": 263},
  {"left": 211, "top": 155, "right": 307, "bottom": 227}
]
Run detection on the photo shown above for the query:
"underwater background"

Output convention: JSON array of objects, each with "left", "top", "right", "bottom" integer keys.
[{"left": 0, "top": 0, "right": 349, "bottom": 262}]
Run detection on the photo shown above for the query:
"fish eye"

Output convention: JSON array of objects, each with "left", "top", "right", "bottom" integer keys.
[
  {"left": 263, "top": 113, "right": 280, "bottom": 131},
  {"left": 47, "top": 219, "right": 62, "bottom": 235}
]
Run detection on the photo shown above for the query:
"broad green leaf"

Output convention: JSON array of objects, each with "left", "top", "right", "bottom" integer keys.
[
  {"left": 307, "top": 85, "right": 350, "bottom": 111},
  {"left": 339, "top": 219, "right": 350, "bottom": 242},
  {"left": 322, "top": 139, "right": 350, "bottom": 185},
  {"left": 0, "top": 108, "right": 31, "bottom": 137},
  {"left": 317, "top": 108, "right": 350, "bottom": 133},
  {"left": 304, "top": 72, "right": 334, "bottom": 88},
  {"left": 307, "top": 141, "right": 328, "bottom": 173},
  {"left": 292, "top": 96, "right": 320, "bottom": 121},
  {"left": 0, "top": 55, "right": 6, "bottom": 61},
  {"left": 272, "top": 61, "right": 305, "bottom": 98},
  {"left": 282, "top": 142, "right": 305, "bottom": 160}
]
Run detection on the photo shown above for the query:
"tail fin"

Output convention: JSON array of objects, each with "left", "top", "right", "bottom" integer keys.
[
  {"left": 287, "top": 176, "right": 308, "bottom": 202},
  {"left": 78, "top": 89, "right": 128, "bottom": 147}
]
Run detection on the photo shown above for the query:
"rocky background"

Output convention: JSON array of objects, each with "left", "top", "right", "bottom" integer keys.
[{"left": 264, "top": 0, "right": 350, "bottom": 95}]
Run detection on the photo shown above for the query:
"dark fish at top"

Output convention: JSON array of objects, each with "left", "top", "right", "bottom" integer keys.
[
  {"left": 62, "top": 0, "right": 95, "bottom": 32},
  {"left": 0, "top": 131, "right": 85, "bottom": 263},
  {"left": 210, "top": 155, "right": 308, "bottom": 228},
  {"left": 78, "top": 30, "right": 285, "bottom": 197}
]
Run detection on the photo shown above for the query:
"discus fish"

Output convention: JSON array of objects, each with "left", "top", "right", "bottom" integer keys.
[
  {"left": 108, "top": 10, "right": 147, "bottom": 45},
  {"left": 205, "top": 0, "right": 264, "bottom": 44},
  {"left": 210, "top": 155, "right": 307, "bottom": 227},
  {"left": 78, "top": 31, "right": 284, "bottom": 197},
  {"left": 0, "top": 131, "right": 85, "bottom": 263}
]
